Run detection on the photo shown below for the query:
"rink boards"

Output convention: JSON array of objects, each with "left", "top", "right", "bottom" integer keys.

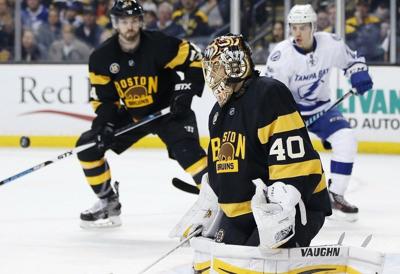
[{"left": 0, "top": 64, "right": 399, "bottom": 154}]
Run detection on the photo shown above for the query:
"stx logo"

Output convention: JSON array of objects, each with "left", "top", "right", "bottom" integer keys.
[{"left": 175, "top": 83, "right": 192, "bottom": 90}]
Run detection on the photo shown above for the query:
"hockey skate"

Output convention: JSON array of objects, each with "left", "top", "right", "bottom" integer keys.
[
  {"left": 329, "top": 190, "right": 358, "bottom": 222},
  {"left": 80, "top": 183, "right": 122, "bottom": 229}
]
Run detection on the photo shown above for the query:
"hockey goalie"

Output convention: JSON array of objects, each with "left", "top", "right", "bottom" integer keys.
[{"left": 168, "top": 33, "right": 385, "bottom": 273}]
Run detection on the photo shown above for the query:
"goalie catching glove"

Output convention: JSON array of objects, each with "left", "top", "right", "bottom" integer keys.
[
  {"left": 169, "top": 173, "right": 222, "bottom": 241},
  {"left": 251, "top": 179, "right": 307, "bottom": 249}
]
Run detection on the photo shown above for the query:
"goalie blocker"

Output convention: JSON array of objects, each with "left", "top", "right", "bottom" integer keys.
[{"left": 190, "top": 236, "right": 385, "bottom": 273}]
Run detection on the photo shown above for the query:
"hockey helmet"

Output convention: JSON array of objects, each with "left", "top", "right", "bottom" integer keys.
[
  {"left": 110, "top": 0, "right": 144, "bottom": 17},
  {"left": 287, "top": 4, "right": 317, "bottom": 25},
  {"left": 202, "top": 34, "right": 253, "bottom": 106}
]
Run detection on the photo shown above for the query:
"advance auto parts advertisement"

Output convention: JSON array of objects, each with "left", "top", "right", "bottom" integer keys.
[
  {"left": 0, "top": 65, "right": 399, "bottom": 150},
  {"left": 335, "top": 66, "right": 400, "bottom": 143}
]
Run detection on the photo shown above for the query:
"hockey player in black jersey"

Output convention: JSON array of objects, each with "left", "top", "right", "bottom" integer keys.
[
  {"left": 171, "top": 34, "right": 332, "bottom": 249},
  {"left": 76, "top": 0, "right": 207, "bottom": 229}
]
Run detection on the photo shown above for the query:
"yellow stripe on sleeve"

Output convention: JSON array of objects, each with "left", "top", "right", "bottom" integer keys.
[
  {"left": 269, "top": 159, "right": 322, "bottom": 180},
  {"left": 87, "top": 170, "right": 111, "bottom": 186},
  {"left": 89, "top": 72, "right": 111, "bottom": 85},
  {"left": 258, "top": 111, "right": 305, "bottom": 145},
  {"left": 185, "top": 156, "right": 207, "bottom": 176},
  {"left": 164, "top": 41, "right": 190, "bottom": 69},
  {"left": 219, "top": 201, "right": 252, "bottom": 218}
]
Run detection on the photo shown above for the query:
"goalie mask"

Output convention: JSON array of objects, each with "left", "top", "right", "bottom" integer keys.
[{"left": 202, "top": 34, "right": 253, "bottom": 107}]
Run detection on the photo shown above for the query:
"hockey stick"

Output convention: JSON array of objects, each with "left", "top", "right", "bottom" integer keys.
[
  {"left": 172, "top": 177, "right": 200, "bottom": 194},
  {"left": 0, "top": 107, "right": 170, "bottom": 186},
  {"left": 305, "top": 89, "right": 356, "bottom": 127},
  {"left": 137, "top": 227, "right": 202, "bottom": 274}
]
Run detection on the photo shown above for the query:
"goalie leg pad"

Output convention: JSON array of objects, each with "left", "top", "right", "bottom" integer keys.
[
  {"left": 190, "top": 237, "right": 385, "bottom": 273},
  {"left": 169, "top": 173, "right": 221, "bottom": 239}
]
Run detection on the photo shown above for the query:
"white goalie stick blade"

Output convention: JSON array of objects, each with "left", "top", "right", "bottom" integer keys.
[
  {"left": 337, "top": 232, "right": 346, "bottom": 245},
  {"left": 361, "top": 234, "right": 373, "bottom": 248},
  {"left": 80, "top": 216, "right": 122, "bottom": 229}
]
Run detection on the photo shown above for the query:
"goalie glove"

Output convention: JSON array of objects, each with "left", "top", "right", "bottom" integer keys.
[
  {"left": 251, "top": 179, "right": 306, "bottom": 249},
  {"left": 169, "top": 173, "right": 222, "bottom": 241}
]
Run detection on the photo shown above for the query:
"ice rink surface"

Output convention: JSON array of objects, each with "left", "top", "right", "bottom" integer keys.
[{"left": 0, "top": 148, "right": 399, "bottom": 273}]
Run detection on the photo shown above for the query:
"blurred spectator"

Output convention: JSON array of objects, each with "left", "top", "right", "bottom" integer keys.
[
  {"left": 141, "top": 0, "right": 157, "bottom": 13},
  {"left": 21, "top": 29, "right": 45, "bottom": 61},
  {"left": 252, "top": 20, "right": 284, "bottom": 64},
  {"left": 380, "top": 21, "right": 390, "bottom": 62},
  {"left": 94, "top": 0, "right": 112, "bottom": 28},
  {"left": 373, "top": 2, "right": 389, "bottom": 22},
  {"left": 99, "top": 28, "right": 114, "bottom": 43},
  {"left": 60, "top": 1, "right": 83, "bottom": 28},
  {"left": 317, "top": 8, "right": 330, "bottom": 31},
  {"left": 75, "top": 5, "right": 104, "bottom": 48},
  {"left": 323, "top": 3, "right": 357, "bottom": 34},
  {"left": 323, "top": 3, "right": 358, "bottom": 50},
  {"left": 0, "top": 48, "right": 11, "bottom": 61},
  {"left": 346, "top": 0, "right": 383, "bottom": 62},
  {"left": 172, "top": 0, "right": 211, "bottom": 38},
  {"left": 48, "top": 24, "right": 91, "bottom": 61},
  {"left": 36, "top": 8, "right": 62, "bottom": 50},
  {"left": 148, "top": 2, "right": 185, "bottom": 38},
  {"left": 346, "top": 0, "right": 380, "bottom": 28},
  {"left": 0, "top": 0, "right": 14, "bottom": 56},
  {"left": 21, "top": 0, "right": 49, "bottom": 33},
  {"left": 267, "top": 20, "right": 284, "bottom": 53},
  {"left": 142, "top": 2, "right": 157, "bottom": 30},
  {"left": 199, "top": 0, "right": 223, "bottom": 29}
]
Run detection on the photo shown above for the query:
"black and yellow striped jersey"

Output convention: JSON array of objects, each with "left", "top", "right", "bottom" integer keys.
[
  {"left": 207, "top": 74, "right": 332, "bottom": 219},
  {"left": 88, "top": 30, "right": 204, "bottom": 124}
]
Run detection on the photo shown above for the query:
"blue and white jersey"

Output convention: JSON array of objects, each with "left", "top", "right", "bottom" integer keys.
[{"left": 263, "top": 32, "right": 365, "bottom": 115}]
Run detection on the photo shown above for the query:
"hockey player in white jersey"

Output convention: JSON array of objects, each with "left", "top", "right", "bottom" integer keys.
[{"left": 263, "top": 4, "right": 373, "bottom": 221}]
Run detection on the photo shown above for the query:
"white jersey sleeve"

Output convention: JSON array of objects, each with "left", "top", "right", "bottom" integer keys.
[
  {"left": 328, "top": 33, "right": 366, "bottom": 69},
  {"left": 262, "top": 40, "right": 293, "bottom": 87}
]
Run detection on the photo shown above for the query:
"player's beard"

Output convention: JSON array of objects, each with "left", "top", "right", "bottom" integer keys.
[
  {"left": 118, "top": 29, "right": 140, "bottom": 52},
  {"left": 120, "top": 29, "right": 139, "bottom": 42}
]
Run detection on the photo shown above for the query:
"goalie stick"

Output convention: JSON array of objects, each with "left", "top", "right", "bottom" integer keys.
[
  {"left": 137, "top": 226, "right": 202, "bottom": 274},
  {"left": 172, "top": 177, "right": 199, "bottom": 194},
  {"left": 0, "top": 107, "right": 170, "bottom": 186},
  {"left": 305, "top": 89, "right": 355, "bottom": 127}
]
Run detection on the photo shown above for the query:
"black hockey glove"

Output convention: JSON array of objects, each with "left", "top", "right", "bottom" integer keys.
[
  {"left": 94, "top": 122, "right": 115, "bottom": 151},
  {"left": 170, "top": 89, "right": 194, "bottom": 118}
]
